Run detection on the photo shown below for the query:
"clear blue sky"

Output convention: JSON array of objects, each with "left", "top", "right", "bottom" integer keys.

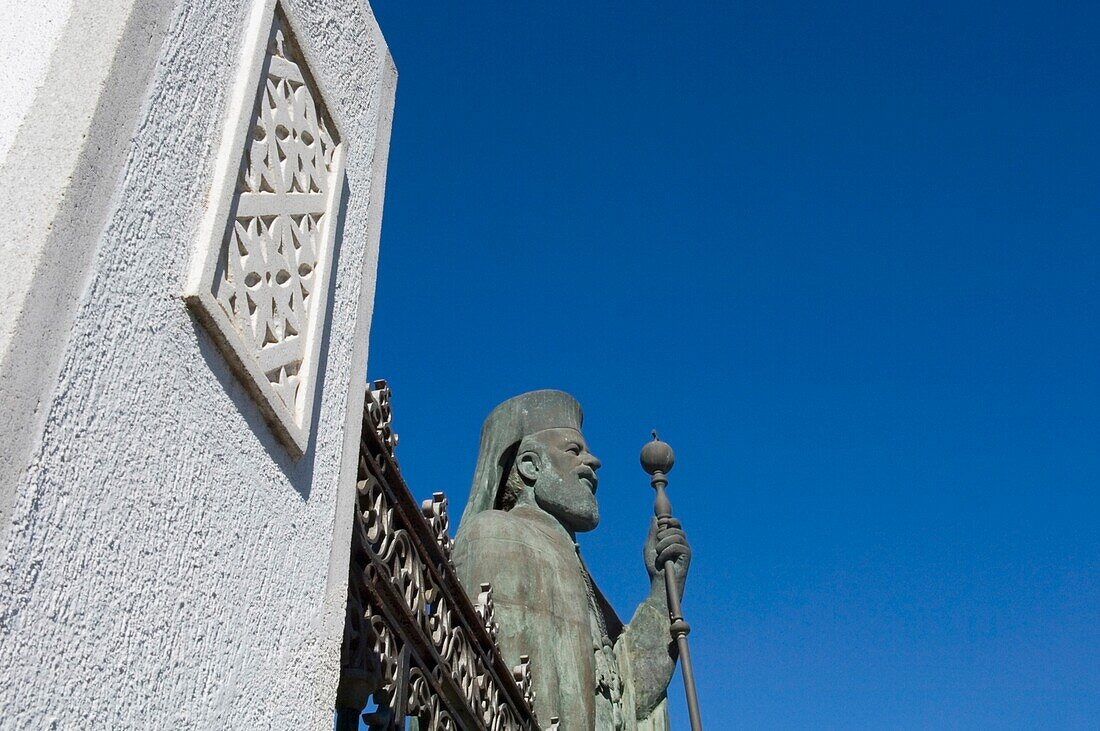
[{"left": 364, "top": 2, "right": 1099, "bottom": 728}]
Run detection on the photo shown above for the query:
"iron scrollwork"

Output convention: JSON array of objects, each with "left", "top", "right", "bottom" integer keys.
[{"left": 336, "top": 381, "right": 541, "bottom": 730}]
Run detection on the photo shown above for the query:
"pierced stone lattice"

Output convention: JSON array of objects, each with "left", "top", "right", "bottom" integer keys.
[
  {"left": 421, "top": 492, "right": 454, "bottom": 559},
  {"left": 336, "top": 384, "right": 541, "bottom": 731},
  {"left": 512, "top": 656, "right": 536, "bottom": 711},
  {"left": 212, "top": 7, "right": 341, "bottom": 417},
  {"left": 368, "top": 379, "right": 399, "bottom": 458},
  {"left": 476, "top": 583, "right": 500, "bottom": 645}
]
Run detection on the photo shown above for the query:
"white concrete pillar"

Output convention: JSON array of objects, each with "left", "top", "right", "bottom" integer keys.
[{"left": 0, "top": 0, "right": 395, "bottom": 725}]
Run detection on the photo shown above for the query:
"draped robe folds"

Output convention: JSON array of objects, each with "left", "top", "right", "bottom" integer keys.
[{"left": 453, "top": 506, "right": 670, "bottom": 731}]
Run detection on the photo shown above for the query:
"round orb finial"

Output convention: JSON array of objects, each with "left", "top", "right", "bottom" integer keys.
[{"left": 640, "top": 430, "right": 675, "bottom": 475}]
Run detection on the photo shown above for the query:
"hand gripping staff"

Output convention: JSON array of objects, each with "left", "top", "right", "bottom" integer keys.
[{"left": 640, "top": 431, "right": 703, "bottom": 731}]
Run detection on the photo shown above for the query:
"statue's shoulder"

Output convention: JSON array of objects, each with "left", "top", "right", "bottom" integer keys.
[
  {"left": 456, "top": 509, "right": 527, "bottom": 542},
  {"left": 453, "top": 510, "right": 534, "bottom": 588},
  {"left": 456, "top": 508, "right": 570, "bottom": 556}
]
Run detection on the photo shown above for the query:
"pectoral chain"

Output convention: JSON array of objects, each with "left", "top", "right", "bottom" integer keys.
[{"left": 575, "top": 543, "right": 625, "bottom": 729}]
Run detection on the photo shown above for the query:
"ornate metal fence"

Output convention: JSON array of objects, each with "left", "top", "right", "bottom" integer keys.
[{"left": 335, "top": 381, "right": 546, "bottom": 731}]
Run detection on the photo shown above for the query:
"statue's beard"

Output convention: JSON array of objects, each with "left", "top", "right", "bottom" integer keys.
[{"left": 535, "top": 477, "right": 600, "bottom": 532}]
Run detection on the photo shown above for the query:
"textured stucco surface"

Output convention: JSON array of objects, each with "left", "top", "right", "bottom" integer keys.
[
  {"left": 0, "top": 0, "right": 395, "bottom": 727},
  {"left": 0, "top": 0, "right": 73, "bottom": 166},
  {"left": 0, "top": 0, "right": 178, "bottom": 533},
  {"left": 0, "top": 0, "right": 139, "bottom": 369}
]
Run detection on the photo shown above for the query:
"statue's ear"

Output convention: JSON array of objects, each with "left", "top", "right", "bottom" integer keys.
[{"left": 516, "top": 450, "right": 541, "bottom": 483}]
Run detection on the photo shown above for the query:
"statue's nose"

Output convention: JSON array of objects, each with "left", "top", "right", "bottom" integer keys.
[{"left": 585, "top": 453, "right": 602, "bottom": 470}]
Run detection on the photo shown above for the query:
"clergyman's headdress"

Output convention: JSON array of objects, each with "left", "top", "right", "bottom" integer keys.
[{"left": 458, "top": 390, "right": 583, "bottom": 529}]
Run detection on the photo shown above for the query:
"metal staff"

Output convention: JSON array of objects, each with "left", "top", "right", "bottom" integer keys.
[{"left": 641, "top": 431, "right": 703, "bottom": 731}]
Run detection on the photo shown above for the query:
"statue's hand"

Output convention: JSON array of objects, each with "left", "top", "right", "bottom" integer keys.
[{"left": 643, "top": 517, "right": 691, "bottom": 596}]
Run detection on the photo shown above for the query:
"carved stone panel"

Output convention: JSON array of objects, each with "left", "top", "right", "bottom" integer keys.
[{"left": 186, "top": 0, "right": 346, "bottom": 456}]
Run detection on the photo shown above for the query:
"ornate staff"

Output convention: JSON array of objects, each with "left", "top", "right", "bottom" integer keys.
[{"left": 641, "top": 431, "right": 703, "bottom": 731}]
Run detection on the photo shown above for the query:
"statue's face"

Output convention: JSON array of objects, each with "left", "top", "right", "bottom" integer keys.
[{"left": 523, "top": 427, "right": 602, "bottom": 532}]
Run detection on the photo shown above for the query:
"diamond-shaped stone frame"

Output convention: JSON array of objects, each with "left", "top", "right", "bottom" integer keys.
[{"left": 185, "top": 0, "right": 347, "bottom": 457}]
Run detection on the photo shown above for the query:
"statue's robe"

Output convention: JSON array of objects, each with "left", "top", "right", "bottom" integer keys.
[{"left": 453, "top": 505, "right": 669, "bottom": 731}]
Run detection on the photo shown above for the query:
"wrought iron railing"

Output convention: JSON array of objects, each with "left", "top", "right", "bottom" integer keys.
[{"left": 335, "top": 381, "right": 546, "bottom": 731}]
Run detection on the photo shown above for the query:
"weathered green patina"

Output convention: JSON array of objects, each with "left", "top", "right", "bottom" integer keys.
[{"left": 453, "top": 391, "right": 691, "bottom": 730}]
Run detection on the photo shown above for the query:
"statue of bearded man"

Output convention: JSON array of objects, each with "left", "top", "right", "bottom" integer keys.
[{"left": 453, "top": 391, "right": 691, "bottom": 730}]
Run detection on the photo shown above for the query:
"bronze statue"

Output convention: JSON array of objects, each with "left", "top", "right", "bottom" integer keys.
[{"left": 453, "top": 391, "right": 691, "bottom": 730}]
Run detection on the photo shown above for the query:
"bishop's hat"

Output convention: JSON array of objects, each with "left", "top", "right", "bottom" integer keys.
[{"left": 458, "top": 390, "right": 583, "bottom": 529}]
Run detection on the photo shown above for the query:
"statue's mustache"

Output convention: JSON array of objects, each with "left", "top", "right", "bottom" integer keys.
[{"left": 576, "top": 466, "right": 598, "bottom": 493}]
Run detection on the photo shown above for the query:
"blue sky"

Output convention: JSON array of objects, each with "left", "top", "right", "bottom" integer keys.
[{"left": 364, "top": 2, "right": 1099, "bottom": 727}]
